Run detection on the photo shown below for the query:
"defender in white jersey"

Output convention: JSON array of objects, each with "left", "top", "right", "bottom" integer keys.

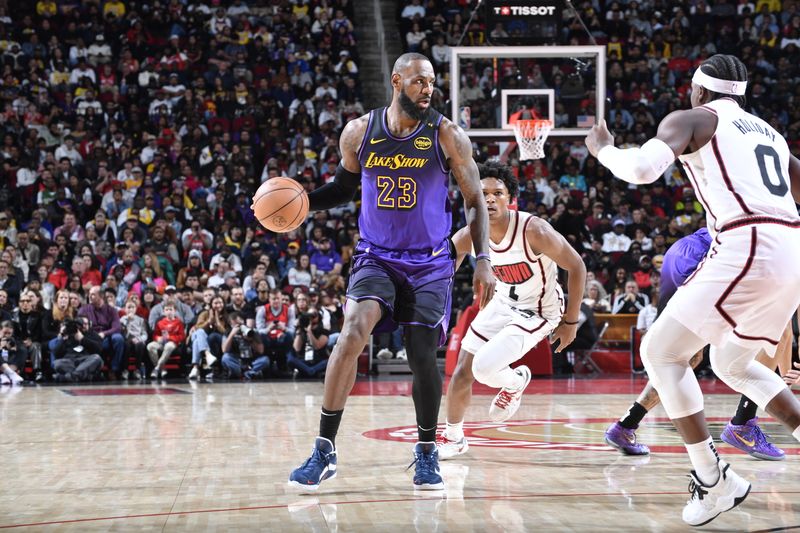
[
  {"left": 587, "top": 54, "right": 800, "bottom": 526},
  {"left": 437, "top": 162, "right": 586, "bottom": 459}
]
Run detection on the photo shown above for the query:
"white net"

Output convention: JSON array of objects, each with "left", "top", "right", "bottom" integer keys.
[{"left": 513, "top": 119, "right": 552, "bottom": 160}]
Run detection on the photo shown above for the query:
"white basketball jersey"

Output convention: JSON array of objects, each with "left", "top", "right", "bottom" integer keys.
[
  {"left": 485, "top": 210, "right": 563, "bottom": 320},
  {"left": 678, "top": 98, "right": 799, "bottom": 235}
]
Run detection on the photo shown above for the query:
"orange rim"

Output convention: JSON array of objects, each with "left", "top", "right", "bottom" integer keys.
[{"left": 514, "top": 119, "right": 553, "bottom": 135}]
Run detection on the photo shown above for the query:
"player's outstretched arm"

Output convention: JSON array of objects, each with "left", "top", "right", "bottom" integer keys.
[
  {"left": 585, "top": 109, "right": 710, "bottom": 186},
  {"left": 306, "top": 114, "right": 369, "bottom": 211},
  {"left": 450, "top": 226, "right": 473, "bottom": 271},
  {"left": 527, "top": 218, "right": 587, "bottom": 352},
  {"left": 440, "top": 119, "right": 495, "bottom": 309}
]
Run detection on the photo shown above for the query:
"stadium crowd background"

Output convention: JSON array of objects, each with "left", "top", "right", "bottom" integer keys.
[{"left": 0, "top": 0, "right": 794, "bottom": 382}]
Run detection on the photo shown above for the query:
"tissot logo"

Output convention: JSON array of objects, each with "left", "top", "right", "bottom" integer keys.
[{"left": 493, "top": 5, "right": 557, "bottom": 15}]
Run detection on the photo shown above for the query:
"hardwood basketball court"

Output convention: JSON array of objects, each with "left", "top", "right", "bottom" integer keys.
[{"left": 1, "top": 377, "right": 798, "bottom": 531}]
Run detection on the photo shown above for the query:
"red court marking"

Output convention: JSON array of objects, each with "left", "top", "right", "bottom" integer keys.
[
  {"left": 364, "top": 417, "right": 800, "bottom": 455},
  {"left": 349, "top": 377, "right": 738, "bottom": 396},
  {"left": 3, "top": 490, "right": 796, "bottom": 529},
  {"left": 61, "top": 388, "right": 190, "bottom": 396}
]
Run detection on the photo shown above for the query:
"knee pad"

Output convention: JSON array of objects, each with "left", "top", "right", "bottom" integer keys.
[
  {"left": 710, "top": 345, "right": 786, "bottom": 408},
  {"left": 471, "top": 353, "right": 493, "bottom": 385},
  {"left": 709, "top": 348, "right": 749, "bottom": 389},
  {"left": 470, "top": 333, "right": 526, "bottom": 386},
  {"left": 639, "top": 315, "right": 706, "bottom": 367},
  {"left": 637, "top": 316, "right": 707, "bottom": 419}
]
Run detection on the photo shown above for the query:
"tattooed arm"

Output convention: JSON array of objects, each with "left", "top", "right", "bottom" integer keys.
[{"left": 439, "top": 118, "right": 495, "bottom": 309}]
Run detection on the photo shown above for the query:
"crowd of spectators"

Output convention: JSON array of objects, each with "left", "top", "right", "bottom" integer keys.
[
  {"left": 0, "top": 0, "right": 361, "bottom": 384},
  {"left": 403, "top": 0, "right": 800, "bottom": 331},
  {"left": 1, "top": 0, "right": 797, "bottom": 384}
]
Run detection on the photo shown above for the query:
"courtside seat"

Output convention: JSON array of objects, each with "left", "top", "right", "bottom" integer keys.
[{"left": 578, "top": 314, "right": 640, "bottom": 373}]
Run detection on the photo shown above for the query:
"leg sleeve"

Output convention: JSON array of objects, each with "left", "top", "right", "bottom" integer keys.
[{"left": 640, "top": 314, "right": 708, "bottom": 419}]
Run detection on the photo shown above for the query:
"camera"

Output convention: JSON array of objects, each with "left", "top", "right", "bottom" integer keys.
[
  {"left": 239, "top": 325, "right": 257, "bottom": 339},
  {"left": 62, "top": 319, "right": 82, "bottom": 337},
  {"left": 235, "top": 327, "right": 255, "bottom": 359},
  {"left": 1, "top": 338, "right": 15, "bottom": 350},
  {"left": 298, "top": 313, "right": 312, "bottom": 329},
  {"left": 298, "top": 311, "right": 320, "bottom": 330}
]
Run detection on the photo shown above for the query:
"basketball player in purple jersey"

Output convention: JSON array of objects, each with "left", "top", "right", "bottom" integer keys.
[
  {"left": 605, "top": 227, "right": 788, "bottom": 461},
  {"left": 289, "top": 53, "right": 495, "bottom": 492}
]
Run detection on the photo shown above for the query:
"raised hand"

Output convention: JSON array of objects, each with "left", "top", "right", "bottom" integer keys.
[{"left": 584, "top": 119, "right": 615, "bottom": 158}]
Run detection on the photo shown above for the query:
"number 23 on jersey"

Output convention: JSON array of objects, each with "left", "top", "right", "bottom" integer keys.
[{"left": 376, "top": 175, "right": 418, "bottom": 209}]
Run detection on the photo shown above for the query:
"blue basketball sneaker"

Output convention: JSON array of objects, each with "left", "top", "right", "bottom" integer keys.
[
  {"left": 407, "top": 441, "right": 444, "bottom": 490},
  {"left": 288, "top": 437, "right": 337, "bottom": 492}
]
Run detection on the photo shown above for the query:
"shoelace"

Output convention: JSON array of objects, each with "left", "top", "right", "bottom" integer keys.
[
  {"left": 748, "top": 424, "right": 774, "bottom": 449},
  {"left": 435, "top": 434, "right": 452, "bottom": 446},
  {"left": 406, "top": 450, "right": 438, "bottom": 477},
  {"left": 300, "top": 447, "right": 328, "bottom": 471},
  {"left": 687, "top": 477, "right": 708, "bottom": 502},
  {"left": 617, "top": 426, "right": 637, "bottom": 444},
  {"left": 494, "top": 390, "right": 514, "bottom": 410}
]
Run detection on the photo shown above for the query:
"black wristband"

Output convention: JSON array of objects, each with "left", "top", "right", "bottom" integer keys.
[{"left": 563, "top": 319, "right": 580, "bottom": 325}]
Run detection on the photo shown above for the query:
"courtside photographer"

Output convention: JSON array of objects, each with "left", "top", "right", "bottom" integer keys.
[{"left": 52, "top": 317, "right": 103, "bottom": 382}]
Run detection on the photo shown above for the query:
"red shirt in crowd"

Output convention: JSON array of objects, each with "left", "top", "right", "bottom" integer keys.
[
  {"left": 263, "top": 303, "right": 289, "bottom": 325},
  {"left": 263, "top": 303, "right": 289, "bottom": 340},
  {"left": 81, "top": 269, "right": 103, "bottom": 289},
  {"left": 153, "top": 317, "right": 186, "bottom": 344},
  {"left": 48, "top": 268, "right": 68, "bottom": 290}
]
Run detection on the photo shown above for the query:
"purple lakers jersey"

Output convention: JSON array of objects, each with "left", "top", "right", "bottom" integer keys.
[{"left": 357, "top": 107, "right": 451, "bottom": 251}]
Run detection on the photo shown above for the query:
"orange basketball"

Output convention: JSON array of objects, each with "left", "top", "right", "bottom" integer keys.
[{"left": 252, "top": 177, "right": 309, "bottom": 233}]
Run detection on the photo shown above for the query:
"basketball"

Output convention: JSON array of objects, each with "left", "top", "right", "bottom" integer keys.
[
  {"left": 19, "top": 0, "right": 800, "bottom": 523},
  {"left": 252, "top": 177, "right": 309, "bottom": 233}
]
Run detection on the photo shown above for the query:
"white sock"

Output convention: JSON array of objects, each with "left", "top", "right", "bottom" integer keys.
[
  {"left": 685, "top": 437, "right": 720, "bottom": 486},
  {"left": 792, "top": 425, "right": 800, "bottom": 443},
  {"left": 446, "top": 420, "right": 464, "bottom": 440}
]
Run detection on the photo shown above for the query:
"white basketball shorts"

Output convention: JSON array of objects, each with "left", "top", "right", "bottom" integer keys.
[
  {"left": 665, "top": 221, "right": 800, "bottom": 356},
  {"left": 461, "top": 297, "right": 560, "bottom": 356}
]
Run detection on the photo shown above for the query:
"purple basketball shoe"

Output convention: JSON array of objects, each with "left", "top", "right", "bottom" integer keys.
[
  {"left": 604, "top": 422, "right": 650, "bottom": 455},
  {"left": 720, "top": 417, "right": 785, "bottom": 461}
]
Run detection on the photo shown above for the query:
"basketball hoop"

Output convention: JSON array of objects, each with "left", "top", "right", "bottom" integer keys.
[{"left": 512, "top": 119, "right": 552, "bottom": 160}]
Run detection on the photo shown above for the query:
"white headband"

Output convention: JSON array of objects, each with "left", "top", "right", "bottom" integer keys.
[{"left": 692, "top": 69, "right": 747, "bottom": 96}]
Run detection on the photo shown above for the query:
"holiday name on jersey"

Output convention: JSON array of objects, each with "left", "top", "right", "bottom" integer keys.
[
  {"left": 731, "top": 118, "right": 776, "bottom": 142},
  {"left": 363, "top": 152, "right": 429, "bottom": 170}
]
